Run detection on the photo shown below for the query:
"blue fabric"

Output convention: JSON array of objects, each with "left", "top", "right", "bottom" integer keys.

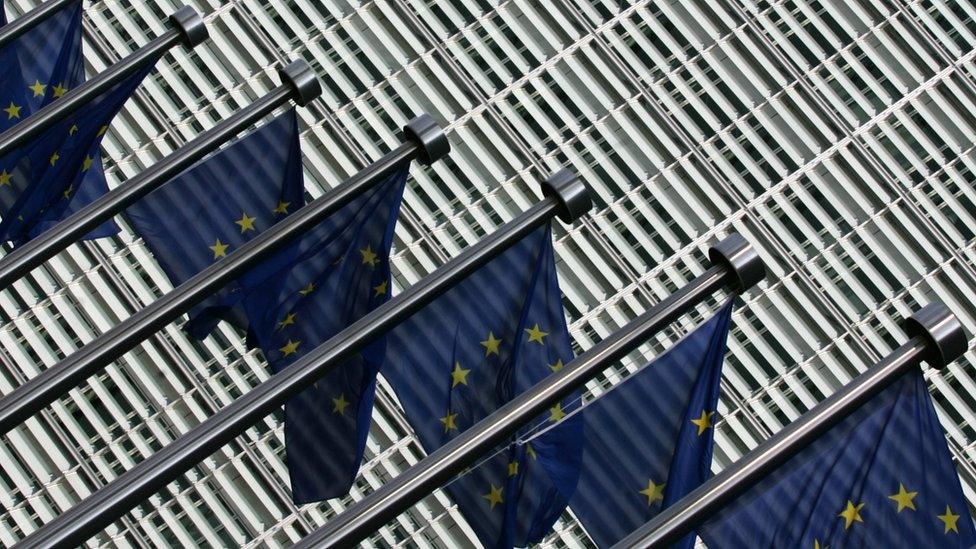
[
  {"left": 129, "top": 115, "right": 412, "bottom": 502},
  {"left": 0, "top": 0, "right": 151, "bottom": 244},
  {"left": 698, "top": 368, "right": 976, "bottom": 548},
  {"left": 241, "top": 167, "right": 407, "bottom": 503},
  {"left": 381, "top": 225, "right": 583, "bottom": 548},
  {"left": 126, "top": 110, "right": 305, "bottom": 337},
  {"left": 569, "top": 302, "right": 733, "bottom": 548}
]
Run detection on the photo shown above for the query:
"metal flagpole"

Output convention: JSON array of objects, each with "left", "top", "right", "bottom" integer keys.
[
  {"left": 0, "top": 5, "right": 207, "bottom": 158},
  {"left": 0, "top": 59, "right": 319, "bottom": 289},
  {"left": 294, "top": 233, "right": 765, "bottom": 548},
  {"left": 0, "top": 112, "right": 449, "bottom": 434},
  {"left": 612, "top": 301, "right": 966, "bottom": 548},
  {"left": 0, "top": 0, "right": 76, "bottom": 49},
  {"left": 11, "top": 169, "right": 592, "bottom": 549}
]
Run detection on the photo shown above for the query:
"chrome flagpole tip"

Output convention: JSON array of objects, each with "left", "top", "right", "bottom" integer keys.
[
  {"left": 280, "top": 60, "right": 322, "bottom": 106},
  {"left": 541, "top": 169, "right": 591, "bottom": 223},
  {"left": 403, "top": 114, "right": 450, "bottom": 165},
  {"left": 169, "top": 6, "right": 208, "bottom": 48},
  {"left": 904, "top": 302, "right": 967, "bottom": 369},
  {"left": 708, "top": 233, "right": 765, "bottom": 292}
]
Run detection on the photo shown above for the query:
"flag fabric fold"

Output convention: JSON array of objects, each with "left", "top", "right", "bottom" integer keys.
[
  {"left": 381, "top": 225, "right": 583, "bottom": 548},
  {"left": 568, "top": 301, "right": 734, "bottom": 548},
  {"left": 0, "top": 0, "right": 157, "bottom": 244},
  {"left": 697, "top": 367, "right": 976, "bottom": 548}
]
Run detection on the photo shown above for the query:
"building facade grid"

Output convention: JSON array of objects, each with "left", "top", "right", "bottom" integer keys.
[{"left": 1, "top": 0, "right": 976, "bottom": 546}]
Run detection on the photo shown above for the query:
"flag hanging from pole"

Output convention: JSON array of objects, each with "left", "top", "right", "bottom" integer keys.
[
  {"left": 0, "top": 0, "right": 158, "bottom": 244},
  {"left": 381, "top": 225, "right": 583, "bottom": 547},
  {"left": 568, "top": 302, "right": 733, "bottom": 548},
  {"left": 128, "top": 113, "right": 413, "bottom": 501},
  {"left": 697, "top": 367, "right": 976, "bottom": 548}
]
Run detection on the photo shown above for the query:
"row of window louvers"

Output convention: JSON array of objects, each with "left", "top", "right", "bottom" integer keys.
[{"left": 2, "top": 0, "right": 976, "bottom": 546}]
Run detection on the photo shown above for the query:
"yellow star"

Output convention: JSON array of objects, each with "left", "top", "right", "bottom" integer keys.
[
  {"left": 273, "top": 200, "right": 290, "bottom": 214},
  {"left": 813, "top": 539, "right": 828, "bottom": 549},
  {"left": 480, "top": 331, "right": 502, "bottom": 356},
  {"left": 235, "top": 212, "right": 256, "bottom": 233},
  {"left": 439, "top": 411, "right": 458, "bottom": 433},
  {"left": 938, "top": 505, "right": 960, "bottom": 534},
  {"left": 691, "top": 410, "right": 715, "bottom": 436},
  {"left": 482, "top": 484, "right": 504, "bottom": 509},
  {"left": 525, "top": 444, "right": 537, "bottom": 460},
  {"left": 373, "top": 280, "right": 388, "bottom": 296},
  {"left": 360, "top": 245, "right": 379, "bottom": 266},
  {"left": 549, "top": 402, "right": 566, "bottom": 422},
  {"left": 525, "top": 323, "right": 548, "bottom": 344},
  {"left": 838, "top": 500, "right": 864, "bottom": 530},
  {"left": 507, "top": 460, "right": 519, "bottom": 477},
  {"left": 888, "top": 483, "right": 917, "bottom": 513},
  {"left": 52, "top": 83, "right": 67, "bottom": 98},
  {"left": 69, "top": 124, "right": 78, "bottom": 136},
  {"left": 639, "top": 479, "right": 666, "bottom": 506},
  {"left": 451, "top": 361, "right": 470, "bottom": 387},
  {"left": 209, "top": 238, "right": 229, "bottom": 259},
  {"left": 49, "top": 152, "right": 59, "bottom": 166},
  {"left": 62, "top": 184, "right": 73, "bottom": 199},
  {"left": 298, "top": 282, "right": 315, "bottom": 296},
  {"left": 96, "top": 124, "right": 107, "bottom": 135},
  {"left": 28, "top": 80, "right": 46, "bottom": 97},
  {"left": 276, "top": 313, "right": 296, "bottom": 331},
  {"left": 0, "top": 170, "right": 10, "bottom": 186},
  {"left": 82, "top": 155, "right": 93, "bottom": 171},
  {"left": 279, "top": 339, "right": 301, "bottom": 357},
  {"left": 548, "top": 359, "right": 564, "bottom": 372},
  {"left": 4, "top": 102, "right": 21, "bottom": 119},
  {"left": 332, "top": 393, "right": 350, "bottom": 415}
]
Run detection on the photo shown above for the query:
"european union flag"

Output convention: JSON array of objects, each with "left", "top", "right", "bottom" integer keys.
[
  {"left": 129, "top": 110, "right": 410, "bottom": 502},
  {"left": 0, "top": 0, "right": 84, "bottom": 132},
  {"left": 126, "top": 110, "right": 305, "bottom": 337},
  {"left": 381, "top": 225, "right": 583, "bottom": 548},
  {"left": 238, "top": 167, "right": 407, "bottom": 503},
  {"left": 0, "top": 0, "right": 156, "bottom": 244},
  {"left": 568, "top": 301, "right": 733, "bottom": 548},
  {"left": 697, "top": 368, "right": 976, "bottom": 548}
]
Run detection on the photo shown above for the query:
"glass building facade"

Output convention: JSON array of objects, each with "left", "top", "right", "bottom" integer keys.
[{"left": 2, "top": 0, "right": 976, "bottom": 546}]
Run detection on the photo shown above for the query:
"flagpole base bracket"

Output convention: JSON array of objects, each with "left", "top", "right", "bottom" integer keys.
[
  {"left": 904, "top": 302, "right": 966, "bottom": 369},
  {"left": 280, "top": 60, "right": 322, "bottom": 106},
  {"left": 541, "top": 169, "right": 590, "bottom": 223},
  {"left": 708, "top": 233, "right": 764, "bottom": 292},
  {"left": 169, "top": 6, "right": 208, "bottom": 48},
  {"left": 403, "top": 114, "right": 449, "bottom": 165}
]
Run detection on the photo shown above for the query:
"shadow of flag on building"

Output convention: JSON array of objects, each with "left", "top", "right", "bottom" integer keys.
[
  {"left": 381, "top": 225, "right": 583, "bottom": 548},
  {"left": 569, "top": 301, "right": 733, "bottom": 548},
  {"left": 697, "top": 367, "right": 976, "bottom": 548},
  {"left": 0, "top": 0, "right": 157, "bottom": 244}
]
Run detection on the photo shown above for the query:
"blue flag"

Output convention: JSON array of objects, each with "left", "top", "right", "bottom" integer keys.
[
  {"left": 568, "top": 301, "right": 733, "bottom": 548},
  {"left": 697, "top": 368, "right": 976, "bottom": 548},
  {"left": 239, "top": 168, "right": 407, "bottom": 503},
  {"left": 126, "top": 110, "right": 305, "bottom": 335},
  {"left": 381, "top": 225, "right": 583, "bottom": 548},
  {"left": 0, "top": 0, "right": 155, "bottom": 244},
  {"left": 128, "top": 111, "right": 410, "bottom": 502}
]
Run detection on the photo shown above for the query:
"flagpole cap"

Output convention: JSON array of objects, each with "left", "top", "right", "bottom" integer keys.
[
  {"left": 279, "top": 60, "right": 321, "bottom": 106},
  {"left": 169, "top": 6, "right": 208, "bottom": 48},
  {"left": 904, "top": 302, "right": 967, "bottom": 369},
  {"left": 708, "top": 233, "right": 765, "bottom": 292},
  {"left": 403, "top": 114, "right": 449, "bottom": 165},
  {"left": 541, "top": 169, "right": 591, "bottom": 223}
]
